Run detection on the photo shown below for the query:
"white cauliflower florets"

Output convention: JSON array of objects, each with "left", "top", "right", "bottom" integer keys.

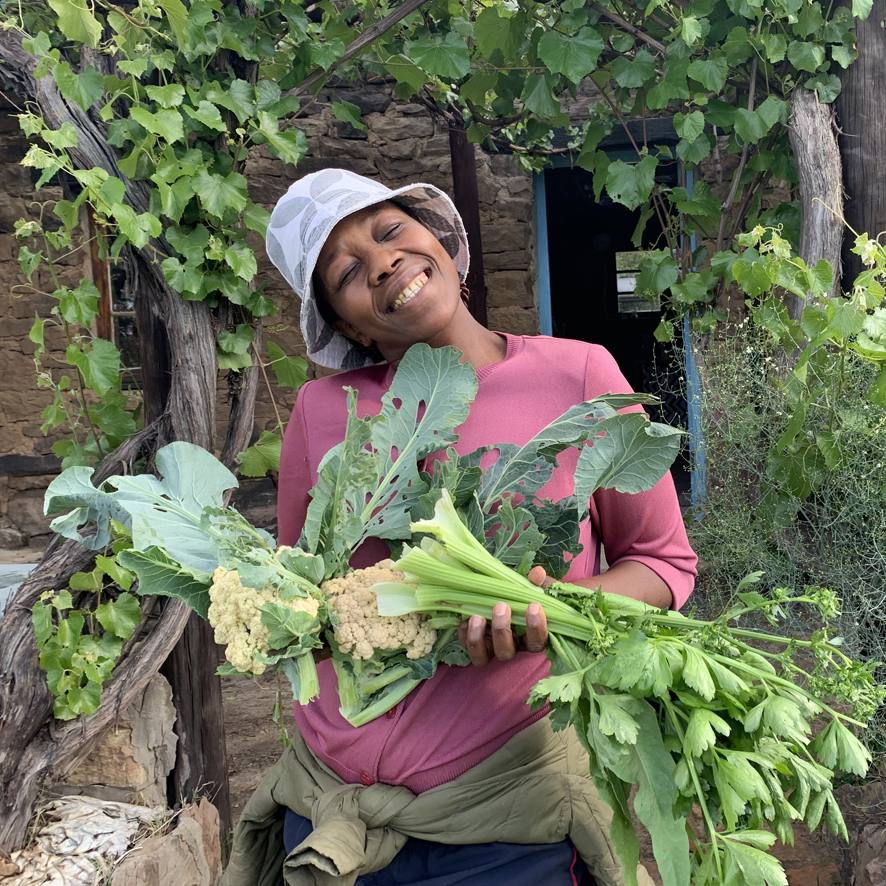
[
  {"left": 208, "top": 567, "right": 320, "bottom": 675},
  {"left": 323, "top": 560, "right": 436, "bottom": 661}
]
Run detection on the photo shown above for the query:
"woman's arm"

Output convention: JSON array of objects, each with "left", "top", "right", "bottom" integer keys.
[{"left": 567, "top": 559, "right": 671, "bottom": 608}]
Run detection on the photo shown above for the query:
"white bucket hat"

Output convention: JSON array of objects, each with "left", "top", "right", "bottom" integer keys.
[{"left": 266, "top": 168, "right": 470, "bottom": 370}]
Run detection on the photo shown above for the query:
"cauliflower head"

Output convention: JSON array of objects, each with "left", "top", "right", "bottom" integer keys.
[
  {"left": 208, "top": 567, "right": 320, "bottom": 675},
  {"left": 323, "top": 560, "right": 436, "bottom": 661}
]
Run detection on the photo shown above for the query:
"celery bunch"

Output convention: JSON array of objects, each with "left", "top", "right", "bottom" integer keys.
[{"left": 374, "top": 490, "right": 883, "bottom": 886}]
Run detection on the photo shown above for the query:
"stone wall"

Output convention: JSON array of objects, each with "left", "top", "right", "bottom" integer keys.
[{"left": 0, "top": 83, "right": 540, "bottom": 544}]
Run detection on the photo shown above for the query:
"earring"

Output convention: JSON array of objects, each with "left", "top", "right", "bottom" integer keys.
[{"left": 459, "top": 281, "right": 471, "bottom": 305}]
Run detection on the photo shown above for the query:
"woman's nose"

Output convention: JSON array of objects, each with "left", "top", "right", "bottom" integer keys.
[{"left": 372, "top": 249, "right": 402, "bottom": 283}]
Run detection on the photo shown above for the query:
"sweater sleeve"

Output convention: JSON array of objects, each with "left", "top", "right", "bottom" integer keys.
[
  {"left": 277, "top": 382, "right": 314, "bottom": 548},
  {"left": 583, "top": 345, "right": 697, "bottom": 610}
]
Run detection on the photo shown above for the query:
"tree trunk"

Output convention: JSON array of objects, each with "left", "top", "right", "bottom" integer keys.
[
  {"left": 786, "top": 86, "right": 843, "bottom": 320},
  {"left": 0, "top": 28, "right": 259, "bottom": 850},
  {"left": 835, "top": 0, "right": 886, "bottom": 286}
]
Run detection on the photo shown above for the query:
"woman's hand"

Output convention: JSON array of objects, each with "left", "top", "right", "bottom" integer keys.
[{"left": 458, "top": 565, "right": 549, "bottom": 667}]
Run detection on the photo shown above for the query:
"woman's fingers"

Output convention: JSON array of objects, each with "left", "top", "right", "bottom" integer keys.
[
  {"left": 460, "top": 614, "right": 494, "bottom": 667},
  {"left": 527, "top": 564, "right": 547, "bottom": 587},
  {"left": 458, "top": 600, "right": 549, "bottom": 667},
  {"left": 524, "top": 602, "right": 548, "bottom": 653},
  {"left": 491, "top": 602, "right": 517, "bottom": 661}
]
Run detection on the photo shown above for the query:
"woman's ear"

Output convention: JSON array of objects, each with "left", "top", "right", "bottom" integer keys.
[{"left": 334, "top": 318, "right": 374, "bottom": 349}]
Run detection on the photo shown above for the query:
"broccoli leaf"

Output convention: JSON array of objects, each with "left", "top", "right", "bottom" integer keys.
[
  {"left": 488, "top": 502, "right": 546, "bottom": 567},
  {"left": 45, "top": 442, "right": 239, "bottom": 574},
  {"left": 302, "top": 344, "right": 478, "bottom": 569},
  {"left": 574, "top": 414, "right": 684, "bottom": 501},
  {"left": 524, "top": 497, "right": 583, "bottom": 580},
  {"left": 117, "top": 547, "right": 212, "bottom": 618}
]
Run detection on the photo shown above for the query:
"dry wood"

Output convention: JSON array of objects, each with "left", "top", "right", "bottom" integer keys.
[
  {"left": 787, "top": 85, "right": 843, "bottom": 319},
  {"left": 835, "top": 0, "right": 886, "bottom": 285}
]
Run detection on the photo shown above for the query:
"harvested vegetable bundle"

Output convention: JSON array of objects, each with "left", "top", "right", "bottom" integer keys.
[
  {"left": 373, "top": 490, "right": 884, "bottom": 886},
  {"left": 44, "top": 344, "right": 677, "bottom": 723}
]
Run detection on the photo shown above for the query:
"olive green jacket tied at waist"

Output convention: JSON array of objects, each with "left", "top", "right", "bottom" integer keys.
[{"left": 220, "top": 717, "right": 655, "bottom": 886}]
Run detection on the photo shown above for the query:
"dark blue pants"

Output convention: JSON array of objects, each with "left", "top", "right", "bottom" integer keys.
[{"left": 283, "top": 809, "right": 591, "bottom": 886}]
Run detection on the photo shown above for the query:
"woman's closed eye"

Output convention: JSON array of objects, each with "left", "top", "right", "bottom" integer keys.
[
  {"left": 381, "top": 223, "right": 402, "bottom": 240},
  {"left": 338, "top": 263, "right": 359, "bottom": 290}
]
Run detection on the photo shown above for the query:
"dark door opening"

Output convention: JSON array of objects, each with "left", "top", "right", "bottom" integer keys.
[{"left": 543, "top": 163, "right": 690, "bottom": 496}]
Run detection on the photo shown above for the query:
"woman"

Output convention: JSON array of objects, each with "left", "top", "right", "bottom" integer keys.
[{"left": 239, "top": 168, "right": 696, "bottom": 885}]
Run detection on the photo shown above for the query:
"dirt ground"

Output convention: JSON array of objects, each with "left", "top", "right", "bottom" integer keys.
[{"left": 222, "top": 670, "right": 296, "bottom": 824}]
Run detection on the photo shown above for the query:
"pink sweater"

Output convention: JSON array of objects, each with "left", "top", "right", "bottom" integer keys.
[{"left": 277, "top": 334, "right": 697, "bottom": 793}]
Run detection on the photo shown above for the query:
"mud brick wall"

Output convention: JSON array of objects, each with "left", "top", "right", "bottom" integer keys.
[{"left": 0, "top": 93, "right": 95, "bottom": 549}]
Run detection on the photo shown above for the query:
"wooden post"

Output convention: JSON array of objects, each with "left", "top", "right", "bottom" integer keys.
[
  {"left": 835, "top": 0, "right": 886, "bottom": 287},
  {"left": 160, "top": 619, "right": 232, "bottom": 835},
  {"left": 448, "top": 121, "right": 488, "bottom": 327},
  {"left": 130, "top": 250, "right": 232, "bottom": 838},
  {"left": 786, "top": 86, "right": 843, "bottom": 320}
]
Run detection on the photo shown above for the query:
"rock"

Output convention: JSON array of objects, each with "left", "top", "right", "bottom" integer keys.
[
  {"left": 181, "top": 799, "right": 221, "bottom": 885},
  {"left": 57, "top": 674, "right": 177, "bottom": 807},
  {"left": 485, "top": 251, "right": 530, "bottom": 271},
  {"left": 334, "top": 120, "right": 368, "bottom": 140},
  {"left": 112, "top": 808, "right": 218, "bottom": 886},
  {"left": 335, "top": 88, "right": 392, "bottom": 115},
  {"left": 0, "top": 519, "right": 26, "bottom": 547},
  {"left": 786, "top": 862, "right": 842, "bottom": 886},
  {"left": 5, "top": 487, "right": 52, "bottom": 537},
  {"left": 487, "top": 306, "right": 539, "bottom": 336},
  {"left": 487, "top": 270, "right": 535, "bottom": 308},
  {"left": 377, "top": 138, "right": 419, "bottom": 160},
  {"left": 854, "top": 824, "right": 886, "bottom": 886},
  {"left": 373, "top": 114, "right": 434, "bottom": 141}
]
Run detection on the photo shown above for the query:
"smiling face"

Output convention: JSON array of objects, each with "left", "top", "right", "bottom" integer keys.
[{"left": 313, "top": 202, "right": 467, "bottom": 363}]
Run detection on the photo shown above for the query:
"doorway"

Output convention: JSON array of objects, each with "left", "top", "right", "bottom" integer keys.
[{"left": 539, "top": 160, "right": 691, "bottom": 496}]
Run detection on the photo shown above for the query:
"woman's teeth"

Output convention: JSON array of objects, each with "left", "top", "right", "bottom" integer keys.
[{"left": 392, "top": 272, "right": 428, "bottom": 311}]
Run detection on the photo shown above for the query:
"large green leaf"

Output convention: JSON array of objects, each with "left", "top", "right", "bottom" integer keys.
[
  {"left": 573, "top": 413, "right": 682, "bottom": 502},
  {"left": 48, "top": 0, "right": 102, "bottom": 46},
  {"left": 787, "top": 40, "right": 826, "bottom": 73},
  {"left": 130, "top": 106, "right": 185, "bottom": 144},
  {"left": 66, "top": 338, "right": 120, "bottom": 397},
  {"left": 608, "top": 701, "right": 690, "bottom": 886},
  {"left": 238, "top": 430, "right": 283, "bottom": 478},
  {"left": 158, "top": 0, "right": 189, "bottom": 46},
  {"left": 521, "top": 73, "right": 560, "bottom": 117},
  {"left": 408, "top": 32, "right": 471, "bottom": 79},
  {"left": 687, "top": 55, "right": 728, "bottom": 92},
  {"left": 266, "top": 341, "right": 308, "bottom": 389},
  {"left": 52, "top": 63, "right": 104, "bottom": 111},
  {"left": 473, "top": 8, "right": 527, "bottom": 62},
  {"left": 537, "top": 28, "right": 604, "bottom": 83},
  {"left": 204, "top": 79, "right": 256, "bottom": 124},
  {"left": 46, "top": 442, "right": 239, "bottom": 574},
  {"left": 475, "top": 396, "right": 639, "bottom": 508},
  {"left": 611, "top": 51, "right": 656, "bottom": 88},
  {"left": 605, "top": 156, "right": 658, "bottom": 210},
  {"left": 192, "top": 169, "right": 249, "bottom": 218},
  {"left": 302, "top": 345, "right": 477, "bottom": 565}
]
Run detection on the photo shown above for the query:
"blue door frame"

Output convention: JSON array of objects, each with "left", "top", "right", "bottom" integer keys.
[{"left": 533, "top": 163, "right": 707, "bottom": 508}]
